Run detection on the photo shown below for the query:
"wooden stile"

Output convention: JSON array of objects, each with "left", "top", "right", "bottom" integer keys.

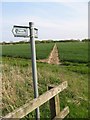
[{"left": 2, "top": 81, "right": 69, "bottom": 119}]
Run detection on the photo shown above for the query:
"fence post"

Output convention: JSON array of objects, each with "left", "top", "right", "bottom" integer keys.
[{"left": 48, "top": 85, "right": 60, "bottom": 119}]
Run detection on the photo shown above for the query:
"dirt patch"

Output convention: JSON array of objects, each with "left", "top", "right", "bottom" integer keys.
[
  {"left": 37, "top": 58, "right": 48, "bottom": 63},
  {"left": 37, "top": 44, "right": 60, "bottom": 65}
]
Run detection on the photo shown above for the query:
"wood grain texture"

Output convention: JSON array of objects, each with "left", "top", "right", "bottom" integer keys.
[{"left": 3, "top": 81, "right": 67, "bottom": 119}]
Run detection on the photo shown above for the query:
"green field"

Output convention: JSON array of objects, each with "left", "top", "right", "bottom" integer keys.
[
  {"left": 57, "top": 42, "right": 88, "bottom": 63},
  {"left": 56, "top": 42, "right": 88, "bottom": 74},
  {"left": 2, "top": 42, "right": 88, "bottom": 63},
  {"left": 1, "top": 42, "right": 89, "bottom": 119},
  {"left": 2, "top": 43, "right": 54, "bottom": 59}
]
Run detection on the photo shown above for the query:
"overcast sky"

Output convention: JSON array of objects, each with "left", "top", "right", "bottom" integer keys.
[{"left": 1, "top": 0, "right": 89, "bottom": 42}]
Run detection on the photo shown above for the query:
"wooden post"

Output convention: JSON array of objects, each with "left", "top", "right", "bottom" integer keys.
[
  {"left": 53, "top": 106, "right": 69, "bottom": 120},
  {"left": 48, "top": 85, "right": 60, "bottom": 119}
]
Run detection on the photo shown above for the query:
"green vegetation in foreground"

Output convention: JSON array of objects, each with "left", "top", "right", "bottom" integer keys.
[
  {"left": 2, "top": 57, "right": 88, "bottom": 119},
  {"left": 57, "top": 42, "right": 88, "bottom": 63},
  {"left": 2, "top": 43, "right": 54, "bottom": 59}
]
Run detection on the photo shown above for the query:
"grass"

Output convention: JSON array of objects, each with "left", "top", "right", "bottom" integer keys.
[
  {"left": 57, "top": 42, "right": 88, "bottom": 63},
  {"left": 2, "top": 42, "right": 88, "bottom": 63},
  {"left": 61, "top": 62, "right": 88, "bottom": 74},
  {"left": 2, "top": 57, "right": 88, "bottom": 119},
  {"left": 1, "top": 42, "right": 89, "bottom": 119},
  {"left": 2, "top": 43, "right": 54, "bottom": 59}
]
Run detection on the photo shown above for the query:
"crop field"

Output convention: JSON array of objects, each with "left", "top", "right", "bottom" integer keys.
[
  {"left": 2, "top": 42, "right": 88, "bottom": 63},
  {"left": 57, "top": 42, "right": 88, "bottom": 63},
  {"left": 2, "top": 43, "right": 54, "bottom": 59},
  {"left": 1, "top": 42, "right": 89, "bottom": 119}
]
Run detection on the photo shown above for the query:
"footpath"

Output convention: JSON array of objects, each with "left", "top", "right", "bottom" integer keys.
[{"left": 37, "top": 44, "right": 60, "bottom": 65}]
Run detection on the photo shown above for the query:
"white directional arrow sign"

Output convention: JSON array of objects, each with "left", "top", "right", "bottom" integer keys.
[{"left": 12, "top": 26, "right": 29, "bottom": 37}]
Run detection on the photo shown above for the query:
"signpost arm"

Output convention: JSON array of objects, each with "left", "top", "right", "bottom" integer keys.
[{"left": 29, "top": 22, "right": 40, "bottom": 119}]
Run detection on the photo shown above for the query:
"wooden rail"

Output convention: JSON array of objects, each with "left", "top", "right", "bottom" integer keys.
[{"left": 2, "top": 81, "right": 69, "bottom": 119}]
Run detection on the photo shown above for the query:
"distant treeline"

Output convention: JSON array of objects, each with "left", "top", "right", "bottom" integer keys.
[
  {"left": 1, "top": 39, "right": 90, "bottom": 45},
  {"left": 82, "top": 39, "right": 90, "bottom": 42}
]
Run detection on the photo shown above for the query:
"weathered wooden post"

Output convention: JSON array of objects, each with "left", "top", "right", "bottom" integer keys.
[
  {"left": 48, "top": 82, "right": 69, "bottom": 120},
  {"left": 48, "top": 85, "right": 60, "bottom": 119}
]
